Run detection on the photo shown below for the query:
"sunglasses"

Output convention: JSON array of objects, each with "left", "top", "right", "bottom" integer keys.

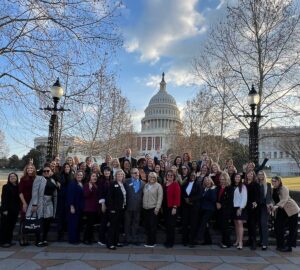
[{"left": 43, "top": 170, "right": 50, "bottom": 173}]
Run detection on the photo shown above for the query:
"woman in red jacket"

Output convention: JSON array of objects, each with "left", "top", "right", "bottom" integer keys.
[{"left": 163, "top": 170, "right": 181, "bottom": 248}]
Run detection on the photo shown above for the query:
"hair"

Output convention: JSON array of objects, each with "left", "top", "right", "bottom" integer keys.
[
  {"left": 23, "top": 164, "right": 37, "bottom": 178},
  {"left": 191, "top": 160, "right": 201, "bottom": 173},
  {"left": 148, "top": 172, "right": 157, "bottom": 182},
  {"left": 272, "top": 176, "right": 283, "bottom": 188},
  {"left": 78, "top": 162, "right": 86, "bottom": 170},
  {"left": 130, "top": 167, "right": 139, "bottom": 174},
  {"left": 62, "top": 162, "right": 71, "bottom": 174},
  {"left": 89, "top": 172, "right": 98, "bottom": 182},
  {"left": 182, "top": 152, "right": 191, "bottom": 162},
  {"left": 190, "top": 172, "right": 197, "bottom": 179},
  {"left": 173, "top": 156, "right": 182, "bottom": 166},
  {"left": 181, "top": 165, "right": 190, "bottom": 176},
  {"left": 137, "top": 158, "right": 146, "bottom": 168},
  {"left": 85, "top": 156, "right": 92, "bottom": 162},
  {"left": 110, "top": 158, "right": 120, "bottom": 169},
  {"left": 165, "top": 169, "right": 176, "bottom": 182},
  {"left": 123, "top": 159, "right": 132, "bottom": 168},
  {"left": 257, "top": 170, "right": 267, "bottom": 184},
  {"left": 7, "top": 172, "right": 19, "bottom": 184},
  {"left": 75, "top": 170, "right": 84, "bottom": 179},
  {"left": 92, "top": 163, "right": 101, "bottom": 173},
  {"left": 234, "top": 173, "right": 244, "bottom": 193},
  {"left": 103, "top": 166, "right": 112, "bottom": 172},
  {"left": 245, "top": 170, "right": 257, "bottom": 184},
  {"left": 203, "top": 176, "right": 215, "bottom": 188},
  {"left": 211, "top": 162, "right": 221, "bottom": 173},
  {"left": 220, "top": 171, "right": 231, "bottom": 187},
  {"left": 201, "top": 151, "right": 207, "bottom": 155},
  {"left": 114, "top": 169, "right": 125, "bottom": 181},
  {"left": 66, "top": 156, "right": 74, "bottom": 164}
]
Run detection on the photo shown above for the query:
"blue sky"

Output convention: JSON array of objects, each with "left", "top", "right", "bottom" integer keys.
[{"left": 5, "top": 0, "right": 228, "bottom": 156}]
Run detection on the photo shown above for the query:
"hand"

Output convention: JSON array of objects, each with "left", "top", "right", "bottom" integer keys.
[
  {"left": 237, "top": 208, "right": 242, "bottom": 216},
  {"left": 242, "top": 164, "right": 247, "bottom": 172},
  {"left": 70, "top": 206, "right": 75, "bottom": 214},
  {"left": 101, "top": 204, "right": 106, "bottom": 213},
  {"left": 2, "top": 211, "right": 8, "bottom": 215},
  {"left": 56, "top": 182, "right": 61, "bottom": 189},
  {"left": 171, "top": 208, "right": 177, "bottom": 215},
  {"left": 154, "top": 209, "right": 159, "bottom": 215},
  {"left": 185, "top": 198, "right": 190, "bottom": 204},
  {"left": 110, "top": 210, "right": 116, "bottom": 214},
  {"left": 216, "top": 202, "right": 222, "bottom": 210},
  {"left": 31, "top": 206, "right": 37, "bottom": 213},
  {"left": 272, "top": 205, "right": 279, "bottom": 212},
  {"left": 22, "top": 203, "right": 28, "bottom": 212},
  {"left": 89, "top": 182, "right": 93, "bottom": 190},
  {"left": 252, "top": 202, "right": 257, "bottom": 209}
]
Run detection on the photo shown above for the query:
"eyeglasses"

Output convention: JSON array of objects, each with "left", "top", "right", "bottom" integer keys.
[
  {"left": 43, "top": 170, "right": 50, "bottom": 173},
  {"left": 132, "top": 172, "right": 139, "bottom": 174},
  {"left": 271, "top": 180, "right": 278, "bottom": 182},
  {"left": 167, "top": 174, "right": 173, "bottom": 177}
]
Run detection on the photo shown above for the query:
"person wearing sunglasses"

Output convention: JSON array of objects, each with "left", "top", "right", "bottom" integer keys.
[{"left": 26, "top": 164, "right": 57, "bottom": 247}]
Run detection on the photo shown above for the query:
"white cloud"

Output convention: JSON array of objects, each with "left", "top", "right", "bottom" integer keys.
[
  {"left": 123, "top": 0, "right": 206, "bottom": 62},
  {"left": 131, "top": 109, "right": 144, "bottom": 132}
]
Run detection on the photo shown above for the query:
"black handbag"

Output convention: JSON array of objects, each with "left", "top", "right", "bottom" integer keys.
[{"left": 22, "top": 214, "right": 42, "bottom": 234}]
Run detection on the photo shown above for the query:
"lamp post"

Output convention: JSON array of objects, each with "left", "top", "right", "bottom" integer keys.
[
  {"left": 40, "top": 78, "right": 69, "bottom": 161},
  {"left": 247, "top": 85, "right": 261, "bottom": 167}
]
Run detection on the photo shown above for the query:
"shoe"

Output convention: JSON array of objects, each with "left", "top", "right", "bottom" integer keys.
[
  {"left": 280, "top": 247, "right": 292, "bottom": 252},
  {"left": 43, "top": 241, "right": 48, "bottom": 246},
  {"left": 233, "top": 242, "right": 238, "bottom": 247},
  {"left": 1, "top": 243, "right": 11, "bottom": 248},
  {"left": 237, "top": 245, "right": 243, "bottom": 250},
  {"left": 19, "top": 240, "right": 29, "bottom": 247},
  {"left": 108, "top": 245, "right": 116, "bottom": 250},
  {"left": 116, "top": 243, "right": 123, "bottom": 247},
  {"left": 220, "top": 243, "right": 228, "bottom": 249},
  {"left": 144, "top": 244, "right": 156, "bottom": 248},
  {"left": 262, "top": 246, "right": 267, "bottom": 250},
  {"left": 35, "top": 242, "right": 46, "bottom": 247},
  {"left": 97, "top": 241, "right": 106, "bottom": 246}
]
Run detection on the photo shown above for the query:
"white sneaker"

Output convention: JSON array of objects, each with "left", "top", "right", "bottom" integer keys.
[
  {"left": 97, "top": 241, "right": 105, "bottom": 246},
  {"left": 144, "top": 244, "right": 156, "bottom": 248}
]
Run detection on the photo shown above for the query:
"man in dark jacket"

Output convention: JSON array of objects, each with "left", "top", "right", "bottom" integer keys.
[
  {"left": 124, "top": 168, "right": 144, "bottom": 245},
  {"left": 119, "top": 148, "right": 137, "bottom": 169}
]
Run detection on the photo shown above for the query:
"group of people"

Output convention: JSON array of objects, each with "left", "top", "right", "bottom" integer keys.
[{"left": 0, "top": 148, "right": 299, "bottom": 252}]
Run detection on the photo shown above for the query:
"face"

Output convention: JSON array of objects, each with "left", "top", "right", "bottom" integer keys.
[
  {"left": 204, "top": 177, "right": 211, "bottom": 187},
  {"left": 55, "top": 156, "right": 60, "bottom": 164},
  {"left": 247, "top": 162, "right": 255, "bottom": 171},
  {"left": 192, "top": 161, "right": 197, "bottom": 169},
  {"left": 212, "top": 165, "right": 218, "bottom": 173},
  {"left": 90, "top": 173, "right": 97, "bottom": 183},
  {"left": 257, "top": 171, "right": 264, "bottom": 181},
  {"left": 220, "top": 176, "right": 226, "bottom": 187},
  {"left": 161, "top": 155, "right": 167, "bottom": 161},
  {"left": 50, "top": 161, "right": 56, "bottom": 170},
  {"left": 131, "top": 169, "right": 139, "bottom": 179},
  {"left": 147, "top": 158, "right": 153, "bottom": 167},
  {"left": 145, "top": 154, "right": 150, "bottom": 160},
  {"left": 43, "top": 167, "right": 52, "bottom": 177},
  {"left": 166, "top": 172, "right": 175, "bottom": 182},
  {"left": 27, "top": 165, "right": 34, "bottom": 175},
  {"left": 67, "top": 157, "right": 73, "bottom": 166},
  {"left": 149, "top": 175, "right": 156, "bottom": 184},
  {"left": 9, "top": 174, "right": 18, "bottom": 185},
  {"left": 92, "top": 164, "right": 99, "bottom": 173},
  {"left": 64, "top": 164, "right": 71, "bottom": 173},
  {"left": 76, "top": 172, "right": 84, "bottom": 182},
  {"left": 106, "top": 155, "right": 112, "bottom": 163},
  {"left": 104, "top": 169, "right": 111, "bottom": 178},
  {"left": 247, "top": 171, "right": 254, "bottom": 182},
  {"left": 125, "top": 148, "right": 131, "bottom": 156},
  {"left": 80, "top": 162, "right": 87, "bottom": 171},
  {"left": 159, "top": 160, "right": 165, "bottom": 169},
  {"left": 201, "top": 166, "right": 208, "bottom": 174},
  {"left": 202, "top": 152, "right": 208, "bottom": 160},
  {"left": 271, "top": 178, "right": 280, "bottom": 188},
  {"left": 182, "top": 166, "right": 188, "bottom": 175},
  {"left": 86, "top": 157, "right": 93, "bottom": 166},
  {"left": 154, "top": 165, "right": 160, "bottom": 172},
  {"left": 190, "top": 174, "right": 196, "bottom": 182},
  {"left": 112, "top": 160, "right": 118, "bottom": 168},
  {"left": 234, "top": 174, "right": 241, "bottom": 185},
  {"left": 124, "top": 161, "right": 131, "bottom": 169},
  {"left": 116, "top": 171, "right": 124, "bottom": 182},
  {"left": 175, "top": 157, "right": 182, "bottom": 165},
  {"left": 171, "top": 165, "right": 177, "bottom": 174},
  {"left": 228, "top": 165, "right": 234, "bottom": 174}
]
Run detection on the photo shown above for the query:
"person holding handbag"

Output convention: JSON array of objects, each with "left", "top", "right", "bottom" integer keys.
[
  {"left": 271, "top": 176, "right": 300, "bottom": 252},
  {"left": 0, "top": 173, "right": 20, "bottom": 248},
  {"left": 26, "top": 164, "right": 58, "bottom": 247}
]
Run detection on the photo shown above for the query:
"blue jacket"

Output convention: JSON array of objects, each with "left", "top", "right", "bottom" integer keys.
[
  {"left": 66, "top": 181, "right": 84, "bottom": 212},
  {"left": 200, "top": 187, "right": 217, "bottom": 211}
]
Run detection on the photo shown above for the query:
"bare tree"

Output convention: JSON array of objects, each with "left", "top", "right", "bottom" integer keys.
[
  {"left": 193, "top": 0, "right": 300, "bottom": 129},
  {"left": 0, "top": 130, "right": 8, "bottom": 158},
  {"left": 279, "top": 131, "right": 300, "bottom": 169}
]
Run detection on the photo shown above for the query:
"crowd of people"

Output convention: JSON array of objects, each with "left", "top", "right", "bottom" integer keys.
[{"left": 0, "top": 148, "right": 299, "bottom": 252}]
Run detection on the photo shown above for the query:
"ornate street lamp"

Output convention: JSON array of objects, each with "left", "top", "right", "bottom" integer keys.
[
  {"left": 247, "top": 85, "right": 260, "bottom": 167},
  {"left": 41, "top": 78, "right": 69, "bottom": 161}
]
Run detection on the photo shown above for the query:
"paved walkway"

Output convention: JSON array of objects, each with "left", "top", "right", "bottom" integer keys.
[{"left": 1, "top": 243, "right": 300, "bottom": 270}]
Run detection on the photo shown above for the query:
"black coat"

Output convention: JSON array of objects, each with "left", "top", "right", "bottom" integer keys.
[
  {"left": 246, "top": 181, "right": 260, "bottom": 209},
  {"left": 181, "top": 180, "right": 202, "bottom": 208},
  {"left": 0, "top": 182, "right": 20, "bottom": 215},
  {"left": 106, "top": 181, "right": 126, "bottom": 212},
  {"left": 119, "top": 157, "right": 137, "bottom": 169},
  {"left": 216, "top": 185, "right": 234, "bottom": 217}
]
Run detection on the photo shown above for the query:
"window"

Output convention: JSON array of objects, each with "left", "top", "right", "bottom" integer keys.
[
  {"left": 280, "top": 152, "right": 283, "bottom": 159},
  {"left": 274, "top": 152, "right": 277, "bottom": 159}
]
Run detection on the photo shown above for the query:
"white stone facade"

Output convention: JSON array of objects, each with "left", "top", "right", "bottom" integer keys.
[
  {"left": 137, "top": 73, "right": 182, "bottom": 157},
  {"left": 239, "top": 126, "right": 300, "bottom": 176}
]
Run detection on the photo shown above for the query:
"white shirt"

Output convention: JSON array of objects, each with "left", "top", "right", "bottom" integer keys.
[
  {"left": 186, "top": 181, "right": 194, "bottom": 196},
  {"left": 233, "top": 185, "right": 247, "bottom": 208}
]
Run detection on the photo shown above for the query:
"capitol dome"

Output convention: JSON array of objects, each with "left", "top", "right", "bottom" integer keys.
[
  {"left": 137, "top": 73, "right": 181, "bottom": 155},
  {"left": 141, "top": 73, "right": 181, "bottom": 132}
]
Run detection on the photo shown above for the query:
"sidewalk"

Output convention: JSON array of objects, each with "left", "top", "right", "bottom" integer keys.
[{"left": 1, "top": 242, "right": 300, "bottom": 270}]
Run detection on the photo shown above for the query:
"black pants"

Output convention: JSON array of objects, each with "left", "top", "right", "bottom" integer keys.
[
  {"left": 83, "top": 212, "right": 97, "bottom": 243},
  {"left": 259, "top": 205, "right": 269, "bottom": 246},
  {"left": 198, "top": 209, "right": 213, "bottom": 243},
  {"left": 144, "top": 208, "right": 158, "bottom": 245},
  {"left": 98, "top": 211, "right": 109, "bottom": 243},
  {"left": 0, "top": 212, "right": 18, "bottom": 244},
  {"left": 220, "top": 211, "right": 232, "bottom": 246},
  {"left": 275, "top": 209, "right": 298, "bottom": 249},
  {"left": 36, "top": 218, "right": 52, "bottom": 243},
  {"left": 107, "top": 210, "right": 122, "bottom": 247},
  {"left": 164, "top": 208, "right": 177, "bottom": 246},
  {"left": 247, "top": 207, "right": 259, "bottom": 246},
  {"left": 182, "top": 205, "right": 199, "bottom": 245}
]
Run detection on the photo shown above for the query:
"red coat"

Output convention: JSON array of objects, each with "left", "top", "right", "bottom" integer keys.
[{"left": 165, "top": 181, "right": 181, "bottom": 208}]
